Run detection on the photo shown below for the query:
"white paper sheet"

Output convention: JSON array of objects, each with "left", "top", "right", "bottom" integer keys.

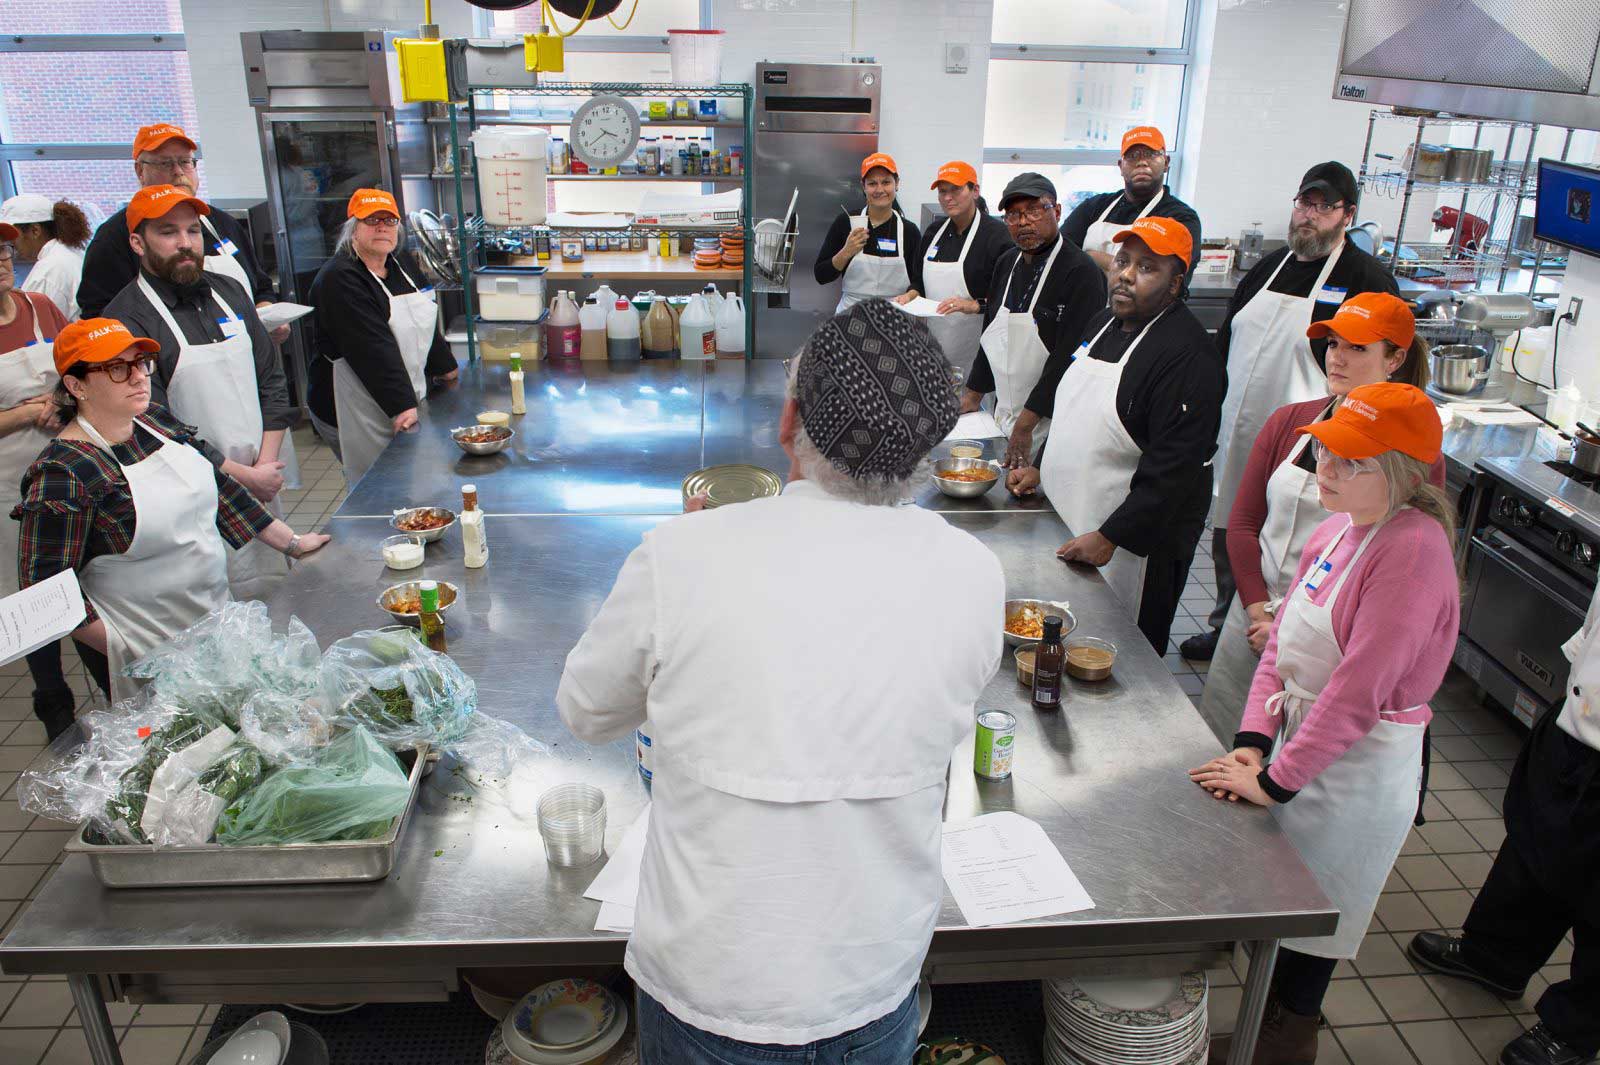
[
  {"left": 944, "top": 410, "right": 1006, "bottom": 441},
  {"left": 254, "top": 302, "right": 315, "bottom": 328},
  {"left": 941, "top": 811, "right": 1094, "bottom": 927},
  {"left": 0, "top": 570, "right": 86, "bottom": 668},
  {"left": 891, "top": 297, "right": 947, "bottom": 318},
  {"left": 585, "top": 804, "right": 650, "bottom": 931}
]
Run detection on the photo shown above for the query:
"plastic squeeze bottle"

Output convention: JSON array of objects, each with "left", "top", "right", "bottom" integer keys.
[{"left": 508, "top": 353, "right": 527, "bottom": 415}]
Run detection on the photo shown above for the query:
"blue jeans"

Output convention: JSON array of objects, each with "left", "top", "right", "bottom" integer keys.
[{"left": 637, "top": 987, "right": 919, "bottom": 1065}]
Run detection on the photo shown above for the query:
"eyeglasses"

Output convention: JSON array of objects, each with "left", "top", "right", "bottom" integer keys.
[
  {"left": 0, "top": 244, "right": 15, "bottom": 262},
  {"left": 138, "top": 156, "right": 199, "bottom": 173},
  {"left": 359, "top": 215, "right": 401, "bottom": 228},
  {"left": 1123, "top": 147, "right": 1163, "bottom": 165},
  {"left": 1003, "top": 202, "right": 1055, "bottom": 224},
  {"left": 82, "top": 356, "right": 157, "bottom": 383},
  {"left": 1292, "top": 196, "right": 1348, "bottom": 216},
  {"left": 1313, "top": 440, "right": 1381, "bottom": 480}
]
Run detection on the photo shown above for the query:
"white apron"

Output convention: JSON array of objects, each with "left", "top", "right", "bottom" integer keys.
[
  {"left": 1082, "top": 188, "right": 1165, "bottom": 260},
  {"left": 1267, "top": 515, "right": 1427, "bottom": 959},
  {"left": 1200, "top": 426, "right": 1329, "bottom": 744},
  {"left": 836, "top": 211, "right": 910, "bottom": 313},
  {"left": 920, "top": 215, "right": 985, "bottom": 367},
  {"left": 0, "top": 293, "right": 59, "bottom": 597},
  {"left": 980, "top": 237, "right": 1064, "bottom": 442},
  {"left": 136, "top": 275, "right": 292, "bottom": 602},
  {"left": 335, "top": 259, "right": 436, "bottom": 485},
  {"left": 1038, "top": 310, "right": 1168, "bottom": 619},
  {"left": 1212, "top": 245, "right": 1344, "bottom": 527},
  {"left": 200, "top": 215, "right": 253, "bottom": 293},
  {"left": 75, "top": 415, "right": 232, "bottom": 705}
]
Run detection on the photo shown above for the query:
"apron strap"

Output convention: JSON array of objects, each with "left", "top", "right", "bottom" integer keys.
[
  {"left": 74, "top": 415, "right": 170, "bottom": 461},
  {"left": 1024, "top": 238, "right": 1065, "bottom": 315}
]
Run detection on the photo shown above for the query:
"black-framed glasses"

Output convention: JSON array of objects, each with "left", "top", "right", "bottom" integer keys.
[
  {"left": 359, "top": 215, "right": 401, "bottom": 228},
  {"left": 138, "top": 156, "right": 199, "bottom": 173},
  {"left": 1292, "top": 196, "right": 1348, "bottom": 216},
  {"left": 83, "top": 356, "right": 157, "bottom": 383},
  {"left": 1123, "top": 147, "right": 1163, "bottom": 164},
  {"left": 1003, "top": 202, "right": 1056, "bottom": 224},
  {"left": 0, "top": 244, "right": 15, "bottom": 262}
]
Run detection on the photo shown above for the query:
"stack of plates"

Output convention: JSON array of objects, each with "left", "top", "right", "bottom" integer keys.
[
  {"left": 720, "top": 232, "right": 745, "bottom": 268},
  {"left": 491, "top": 979, "right": 629, "bottom": 1065},
  {"left": 1042, "top": 972, "right": 1208, "bottom": 1065}
]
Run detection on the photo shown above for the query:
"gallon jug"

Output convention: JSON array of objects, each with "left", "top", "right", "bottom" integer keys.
[
  {"left": 678, "top": 294, "right": 717, "bottom": 360},
  {"left": 594, "top": 283, "right": 619, "bottom": 309},
  {"left": 578, "top": 295, "right": 608, "bottom": 360},
  {"left": 606, "top": 299, "right": 642, "bottom": 363},
  {"left": 545, "top": 290, "right": 582, "bottom": 361},
  {"left": 715, "top": 293, "right": 745, "bottom": 358},
  {"left": 643, "top": 296, "right": 677, "bottom": 359}
]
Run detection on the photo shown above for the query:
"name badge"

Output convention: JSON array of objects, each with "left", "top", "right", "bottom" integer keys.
[
  {"left": 876, "top": 237, "right": 898, "bottom": 254},
  {"left": 1303, "top": 554, "right": 1334, "bottom": 594},
  {"left": 218, "top": 317, "right": 246, "bottom": 339},
  {"left": 1315, "top": 284, "right": 1347, "bottom": 304}
]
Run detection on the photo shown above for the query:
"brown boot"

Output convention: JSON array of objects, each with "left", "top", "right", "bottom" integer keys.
[{"left": 1207, "top": 992, "right": 1321, "bottom": 1065}]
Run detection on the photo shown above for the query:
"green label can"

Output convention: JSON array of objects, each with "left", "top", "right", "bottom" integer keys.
[{"left": 974, "top": 711, "right": 1016, "bottom": 780}]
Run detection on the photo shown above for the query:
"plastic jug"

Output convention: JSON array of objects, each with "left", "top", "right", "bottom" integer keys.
[
  {"left": 546, "top": 290, "right": 582, "bottom": 361},
  {"left": 578, "top": 295, "right": 608, "bottom": 360},
  {"left": 678, "top": 294, "right": 717, "bottom": 360},
  {"left": 715, "top": 293, "right": 745, "bottom": 358},
  {"left": 606, "top": 299, "right": 642, "bottom": 363},
  {"left": 470, "top": 126, "right": 548, "bottom": 227},
  {"left": 594, "top": 283, "right": 619, "bottom": 309},
  {"left": 643, "top": 297, "right": 677, "bottom": 359}
]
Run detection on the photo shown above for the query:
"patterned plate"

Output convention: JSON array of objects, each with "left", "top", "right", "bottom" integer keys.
[
  {"left": 1044, "top": 983, "right": 1207, "bottom": 1046},
  {"left": 914, "top": 1040, "right": 1007, "bottom": 1065},
  {"left": 1047, "top": 972, "right": 1206, "bottom": 1032}
]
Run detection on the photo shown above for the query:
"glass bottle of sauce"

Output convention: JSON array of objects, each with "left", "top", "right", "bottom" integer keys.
[
  {"left": 1031, "top": 615, "right": 1065, "bottom": 711},
  {"left": 418, "top": 580, "right": 448, "bottom": 653}
]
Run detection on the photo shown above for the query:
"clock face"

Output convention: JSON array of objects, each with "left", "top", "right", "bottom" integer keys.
[{"left": 570, "top": 95, "right": 641, "bottom": 169}]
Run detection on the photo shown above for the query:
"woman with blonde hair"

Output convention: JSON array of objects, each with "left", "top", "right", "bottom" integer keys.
[{"left": 1190, "top": 382, "right": 1459, "bottom": 1064}]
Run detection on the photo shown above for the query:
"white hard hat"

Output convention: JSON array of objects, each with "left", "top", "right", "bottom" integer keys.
[{"left": 0, "top": 194, "right": 55, "bottom": 225}]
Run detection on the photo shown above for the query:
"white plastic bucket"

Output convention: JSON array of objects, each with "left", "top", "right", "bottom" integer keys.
[
  {"left": 471, "top": 126, "right": 548, "bottom": 227},
  {"left": 668, "top": 30, "right": 724, "bottom": 86}
]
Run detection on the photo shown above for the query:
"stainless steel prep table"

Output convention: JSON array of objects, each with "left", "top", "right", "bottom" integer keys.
[{"left": 1, "top": 364, "right": 1336, "bottom": 1065}]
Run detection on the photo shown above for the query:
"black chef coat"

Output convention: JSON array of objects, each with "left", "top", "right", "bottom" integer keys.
[
  {"left": 78, "top": 206, "right": 272, "bottom": 320},
  {"left": 813, "top": 210, "right": 925, "bottom": 293},
  {"left": 914, "top": 210, "right": 1014, "bottom": 306}
]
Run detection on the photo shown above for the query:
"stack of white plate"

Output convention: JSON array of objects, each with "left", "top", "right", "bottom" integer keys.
[
  {"left": 1042, "top": 972, "right": 1208, "bottom": 1065},
  {"left": 488, "top": 979, "right": 630, "bottom": 1065}
]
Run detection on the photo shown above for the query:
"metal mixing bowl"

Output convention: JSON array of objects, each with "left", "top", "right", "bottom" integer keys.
[
  {"left": 389, "top": 507, "right": 457, "bottom": 543},
  {"left": 378, "top": 580, "right": 459, "bottom": 627},
  {"left": 932, "top": 457, "right": 1003, "bottom": 499},
  {"left": 1430, "top": 344, "right": 1492, "bottom": 396},
  {"left": 451, "top": 425, "right": 515, "bottom": 456},
  {"left": 1003, "top": 599, "right": 1077, "bottom": 648}
]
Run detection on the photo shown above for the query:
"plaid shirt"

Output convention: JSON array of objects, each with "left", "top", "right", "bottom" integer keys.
[{"left": 12, "top": 405, "right": 274, "bottom": 622}]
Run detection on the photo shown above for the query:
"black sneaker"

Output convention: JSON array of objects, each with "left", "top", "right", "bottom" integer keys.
[
  {"left": 1407, "top": 932, "right": 1527, "bottom": 997},
  {"left": 1180, "top": 629, "right": 1219, "bottom": 661},
  {"left": 1501, "top": 1023, "right": 1596, "bottom": 1065}
]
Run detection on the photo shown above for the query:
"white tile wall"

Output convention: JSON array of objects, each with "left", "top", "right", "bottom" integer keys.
[{"left": 1557, "top": 251, "right": 1600, "bottom": 400}]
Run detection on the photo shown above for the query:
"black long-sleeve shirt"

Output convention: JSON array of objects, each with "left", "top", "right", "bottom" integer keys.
[
  {"left": 307, "top": 250, "right": 456, "bottom": 423},
  {"left": 102, "top": 269, "right": 295, "bottom": 433},
  {"left": 1214, "top": 239, "right": 1398, "bottom": 368},
  {"left": 1062, "top": 186, "right": 1203, "bottom": 284},
  {"left": 813, "top": 210, "right": 924, "bottom": 293},
  {"left": 965, "top": 234, "right": 1108, "bottom": 416},
  {"left": 78, "top": 206, "right": 272, "bottom": 320},
  {"left": 914, "top": 210, "right": 1014, "bottom": 306},
  {"left": 1038, "top": 303, "right": 1224, "bottom": 558}
]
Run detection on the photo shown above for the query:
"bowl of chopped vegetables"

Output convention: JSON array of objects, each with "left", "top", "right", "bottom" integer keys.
[
  {"left": 1003, "top": 598, "right": 1075, "bottom": 648},
  {"left": 931, "top": 457, "right": 1002, "bottom": 499},
  {"left": 451, "top": 424, "right": 515, "bottom": 456},
  {"left": 379, "top": 580, "right": 459, "bottom": 627},
  {"left": 389, "top": 507, "right": 456, "bottom": 543}
]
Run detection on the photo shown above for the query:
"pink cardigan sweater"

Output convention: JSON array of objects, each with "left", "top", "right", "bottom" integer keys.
[{"left": 1237, "top": 507, "right": 1460, "bottom": 797}]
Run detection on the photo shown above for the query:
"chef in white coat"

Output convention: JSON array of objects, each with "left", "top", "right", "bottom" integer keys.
[
  {"left": 1062, "top": 127, "right": 1202, "bottom": 276},
  {"left": 962, "top": 173, "right": 1106, "bottom": 467},
  {"left": 15, "top": 319, "right": 328, "bottom": 705},
  {"left": 101, "top": 185, "right": 299, "bottom": 602},
  {"left": 0, "top": 194, "right": 91, "bottom": 320},
  {"left": 813, "top": 153, "right": 922, "bottom": 314},
  {"left": 892, "top": 161, "right": 1012, "bottom": 371},
  {"left": 1006, "top": 218, "right": 1222, "bottom": 655}
]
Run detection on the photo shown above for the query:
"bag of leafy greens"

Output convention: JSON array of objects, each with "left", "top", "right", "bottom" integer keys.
[{"left": 213, "top": 728, "right": 411, "bottom": 845}]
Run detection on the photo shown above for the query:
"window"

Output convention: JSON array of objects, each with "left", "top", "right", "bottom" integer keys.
[
  {"left": 984, "top": 0, "right": 1199, "bottom": 188},
  {"left": 0, "top": 11, "right": 198, "bottom": 219}
]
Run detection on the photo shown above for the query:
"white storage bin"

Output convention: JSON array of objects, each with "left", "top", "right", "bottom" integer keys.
[
  {"left": 475, "top": 270, "right": 546, "bottom": 321},
  {"left": 471, "top": 126, "right": 548, "bottom": 227},
  {"left": 477, "top": 319, "right": 546, "bottom": 363}
]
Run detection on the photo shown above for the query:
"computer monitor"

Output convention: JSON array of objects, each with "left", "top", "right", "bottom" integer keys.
[{"left": 1534, "top": 158, "right": 1600, "bottom": 259}]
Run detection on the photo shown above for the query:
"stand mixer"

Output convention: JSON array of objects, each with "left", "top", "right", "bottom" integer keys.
[{"left": 1420, "top": 291, "right": 1537, "bottom": 405}]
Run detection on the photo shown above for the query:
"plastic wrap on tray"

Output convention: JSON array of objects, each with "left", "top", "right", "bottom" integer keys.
[{"left": 213, "top": 727, "right": 411, "bottom": 845}]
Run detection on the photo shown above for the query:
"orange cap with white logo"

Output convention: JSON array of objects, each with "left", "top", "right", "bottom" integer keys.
[
  {"left": 125, "top": 185, "right": 210, "bottom": 230},
  {"left": 1112, "top": 216, "right": 1193, "bottom": 267},
  {"left": 347, "top": 188, "right": 400, "bottom": 219},
  {"left": 860, "top": 153, "right": 899, "bottom": 179},
  {"left": 132, "top": 123, "right": 197, "bottom": 158},
  {"left": 53, "top": 318, "right": 160, "bottom": 377},
  {"left": 930, "top": 161, "right": 978, "bottom": 190},
  {"left": 1306, "top": 291, "right": 1416, "bottom": 350},
  {"left": 1296, "top": 382, "right": 1442, "bottom": 463},
  {"left": 1121, "top": 126, "right": 1166, "bottom": 154}
]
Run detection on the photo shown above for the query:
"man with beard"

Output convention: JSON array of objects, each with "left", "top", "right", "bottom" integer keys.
[
  {"left": 1005, "top": 217, "right": 1222, "bottom": 655},
  {"left": 1062, "top": 127, "right": 1202, "bottom": 276},
  {"left": 1181, "top": 161, "right": 1397, "bottom": 662},
  {"left": 102, "top": 185, "right": 295, "bottom": 601}
]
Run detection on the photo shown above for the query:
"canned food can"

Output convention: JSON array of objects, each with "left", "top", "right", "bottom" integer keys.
[
  {"left": 973, "top": 710, "right": 1016, "bottom": 780},
  {"left": 636, "top": 724, "right": 654, "bottom": 790}
]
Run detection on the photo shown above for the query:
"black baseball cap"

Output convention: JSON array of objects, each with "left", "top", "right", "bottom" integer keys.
[
  {"left": 999, "top": 172, "right": 1058, "bottom": 211},
  {"left": 1298, "top": 161, "right": 1359, "bottom": 208}
]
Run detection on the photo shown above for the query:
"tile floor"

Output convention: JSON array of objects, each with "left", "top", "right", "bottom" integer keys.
[{"left": 0, "top": 439, "right": 1564, "bottom": 1064}]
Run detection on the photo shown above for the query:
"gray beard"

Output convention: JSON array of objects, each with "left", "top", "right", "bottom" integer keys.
[{"left": 1289, "top": 225, "right": 1342, "bottom": 260}]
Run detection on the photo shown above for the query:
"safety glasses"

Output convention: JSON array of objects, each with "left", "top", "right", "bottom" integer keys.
[{"left": 1313, "top": 440, "right": 1382, "bottom": 480}]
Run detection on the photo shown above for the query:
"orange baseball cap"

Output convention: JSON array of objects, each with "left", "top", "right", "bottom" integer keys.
[
  {"left": 347, "top": 188, "right": 400, "bottom": 219},
  {"left": 53, "top": 318, "right": 159, "bottom": 376},
  {"left": 1307, "top": 291, "right": 1416, "bottom": 349},
  {"left": 0, "top": 222, "right": 17, "bottom": 243},
  {"left": 126, "top": 185, "right": 210, "bottom": 230},
  {"left": 860, "top": 153, "right": 899, "bottom": 179},
  {"left": 930, "top": 161, "right": 978, "bottom": 189},
  {"left": 1297, "top": 382, "right": 1442, "bottom": 463},
  {"left": 1112, "top": 216, "right": 1193, "bottom": 267},
  {"left": 1122, "top": 126, "right": 1166, "bottom": 154},
  {"left": 132, "top": 123, "right": 197, "bottom": 158}
]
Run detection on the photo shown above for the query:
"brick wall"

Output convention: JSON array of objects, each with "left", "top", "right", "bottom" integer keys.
[{"left": 2, "top": 0, "right": 182, "bottom": 34}]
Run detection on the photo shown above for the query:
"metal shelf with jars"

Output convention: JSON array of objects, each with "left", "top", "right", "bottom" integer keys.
[
  {"left": 1355, "top": 109, "right": 1580, "bottom": 293},
  {"left": 446, "top": 81, "right": 756, "bottom": 361}
]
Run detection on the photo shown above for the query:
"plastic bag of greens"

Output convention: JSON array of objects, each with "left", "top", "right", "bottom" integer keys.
[
  {"left": 237, "top": 690, "right": 336, "bottom": 767},
  {"left": 214, "top": 727, "right": 411, "bottom": 845},
  {"left": 145, "top": 741, "right": 267, "bottom": 847}
]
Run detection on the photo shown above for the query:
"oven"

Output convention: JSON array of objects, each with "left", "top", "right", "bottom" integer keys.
[{"left": 1456, "top": 458, "right": 1600, "bottom": 727}]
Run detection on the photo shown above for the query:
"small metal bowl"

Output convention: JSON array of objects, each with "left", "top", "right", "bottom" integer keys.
[
  {"left": 451, "top": 424, "right": 515, "bottom": 456},
  {"left": 390, "top": 507, "right": 457, "bottom": 543},
  {"left": 932, "top": 457, "right": 1002, "bottom": 499},
  {"left": 1014, "top": 643, "right": 1039, "bottom": 687},
  {"left": 378, "top": 580, "right": 459, "bottom": 627},
  {"left": 1065, "top": 636, "right": 1118, "bottom": 682},
  {"left": 1003, "top": 599, "right": 1077, "bottom": 648}
]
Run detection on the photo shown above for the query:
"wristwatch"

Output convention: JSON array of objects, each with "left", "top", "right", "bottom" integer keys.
[{"left": 286, "top": 533, "right": 302, "bottom": 558}]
